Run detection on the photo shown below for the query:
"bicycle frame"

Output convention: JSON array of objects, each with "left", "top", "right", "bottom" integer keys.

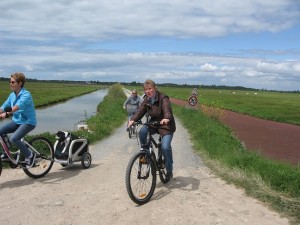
[
  {"left": 0, "top": 107, "right": 55, "bottom": 178},
  {"left": 149, "top": 135, "right": 164, "bottom": 169},
  {"left": 0, "top": 136, "right": 21, "bottom": 165}
]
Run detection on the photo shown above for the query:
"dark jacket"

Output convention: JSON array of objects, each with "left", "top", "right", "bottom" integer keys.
[{"left": 131, "top": 91, "right": 176, "bottom": 136}]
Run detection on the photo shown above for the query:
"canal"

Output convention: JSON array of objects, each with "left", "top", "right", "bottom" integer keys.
[{"left": 0, "top": 89, "right": 108, "bottom": 135}]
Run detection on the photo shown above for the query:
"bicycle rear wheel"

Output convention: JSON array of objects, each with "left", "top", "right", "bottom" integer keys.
[
  {"left": 125, "top": 151, "right": 156, "bottom": 204},
  {"left": 23, "top": 137, "right": 54, "bottom": 179}
]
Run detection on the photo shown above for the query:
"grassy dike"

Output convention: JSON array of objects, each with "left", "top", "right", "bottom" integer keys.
[{"left": 172, "top": 104, "right": 300, "bottom": 224}]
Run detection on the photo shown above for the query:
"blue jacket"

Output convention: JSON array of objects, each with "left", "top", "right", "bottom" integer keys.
[{"left": 1, "top": 88, "right": 37, "bottom": 126}]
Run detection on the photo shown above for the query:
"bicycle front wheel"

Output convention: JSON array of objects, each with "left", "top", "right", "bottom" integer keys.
[
  {"left": 125, "top": 151, "right": 157, "bottom": 205},
  {"left": 128, "top": 126, "right": 133, "bottom": 139},
  {"left": 23, "top": 137, "right": 54, "bottom": 179}
]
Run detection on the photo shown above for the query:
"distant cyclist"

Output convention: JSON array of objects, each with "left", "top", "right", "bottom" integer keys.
[{"left": 123, "top": 89, "right": 142, "bottom": 130}]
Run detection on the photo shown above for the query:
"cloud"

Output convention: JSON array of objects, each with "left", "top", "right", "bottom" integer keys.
[
  {"left": 0, "top": 0, "right": 299, "bottom": 91},
  {"left": 200, "top": 63, "right": 218, "bottom": 72},
  {"left": 1, "top": 0, "right": 299, "bottom": 40}
]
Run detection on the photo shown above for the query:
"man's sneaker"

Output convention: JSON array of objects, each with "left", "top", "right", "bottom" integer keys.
[
  {"left": 25, "top": 153, "right": 36, "bottom": 169},
  {"left": 1, "top": 153, "right": 9, "bottom": 161}
]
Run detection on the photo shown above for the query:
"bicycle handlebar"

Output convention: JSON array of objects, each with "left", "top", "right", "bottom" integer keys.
[
  {"left": 146, "top": 121, "right": 160, "bottom": 126},
  {"left": 2, "top": 106, "right": 12, "bottom": 118},
  {"left": 4, "top": 106, "right": 12, "bottom": 112},
  {"left": 134, "top": 120, "right": 160, "bottom": 127}
]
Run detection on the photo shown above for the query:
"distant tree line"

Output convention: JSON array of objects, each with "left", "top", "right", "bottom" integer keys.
[
  {"left": 0, "top": 77, "right": 298, "bottom": 93},
  {"left": 122, "top": 81, "right": 300, "bottom": 93}
]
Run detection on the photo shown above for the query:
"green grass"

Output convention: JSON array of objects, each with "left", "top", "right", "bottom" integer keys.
[
  {"left": 159, "top": 86, "right": 300, "bottom": 125},
  {"left": 173, "top": 104, "right": 300, "bottom": 224},
  {"left": 0, "top": 81, "right": 107, "bottom": 107},
  {"left": 125, "top": 85, "right": 300, "bottom": 125}
]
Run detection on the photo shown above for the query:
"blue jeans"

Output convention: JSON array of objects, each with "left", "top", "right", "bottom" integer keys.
[
  {"left": 0, "top": 121, "right": 35, "bottom": 158},
  {"left": 139, "top": 125, "right": 174, "bottom": 173}
]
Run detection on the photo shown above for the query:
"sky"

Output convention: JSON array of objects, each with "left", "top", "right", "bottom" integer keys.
[{"left": 0, "top": 0, "right": 300, "bottom": 91}]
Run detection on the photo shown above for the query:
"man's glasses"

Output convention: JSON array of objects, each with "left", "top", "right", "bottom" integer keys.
[{"left": 9, "top": 81, "right": 17, "bottom": 84}]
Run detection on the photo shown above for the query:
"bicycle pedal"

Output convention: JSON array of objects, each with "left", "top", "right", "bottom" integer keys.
[
  {"left": 1, "top": 158, "right": 10, "bottom": 162},
  {"left": 18, "top": 162, "right": 27, "bottom": 168},
  {"left": 18, "top": 161, "right": 36, "bottom": 168},
  {"left": 139, "top": 157, "right": 147, "bottom": 164}
]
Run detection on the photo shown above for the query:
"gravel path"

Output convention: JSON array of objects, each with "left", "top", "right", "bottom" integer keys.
[{"left": 0, "top": 118, "right": 290, "bottom": 225}]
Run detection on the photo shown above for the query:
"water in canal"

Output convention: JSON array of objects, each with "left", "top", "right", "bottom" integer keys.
[{"left": 0, "top": 89, "right": 108, "bottom": 135}]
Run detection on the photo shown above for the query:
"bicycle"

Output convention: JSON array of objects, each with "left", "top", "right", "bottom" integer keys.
[
  {"left": 0, "top": 108, "right": 54, "bottom": 179},
  {"left": 125, "top": 121, "right": 168, "bottom": 205},
  {"left": 127, "top": 119, "right": 142, "bottom": 139}
]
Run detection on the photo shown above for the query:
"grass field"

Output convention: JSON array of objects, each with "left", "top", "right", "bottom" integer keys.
[
  {"left": 0, "top": 81, "right": 107, "bottom": 107},
  {"left": 128, "top": 85, "right": 300, "bottom": 125}
]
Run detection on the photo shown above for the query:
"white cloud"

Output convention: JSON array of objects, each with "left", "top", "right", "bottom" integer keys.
[
  {"left": 0, "top": 0, "right": 299, "bottom": 91},
  {"left": 0, "top": 0, "right": 298, "bottom": 40},
  {"left": 200, "top": 63, "right": 218, "bottom": 72}
]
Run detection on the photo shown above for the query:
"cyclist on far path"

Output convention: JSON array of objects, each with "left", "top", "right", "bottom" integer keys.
[
  {"left": 0, "top": 72, "right": 37, "bottom": 168},
  {"left": 123, "top": 89, "right": 142, "bottom": 131}
]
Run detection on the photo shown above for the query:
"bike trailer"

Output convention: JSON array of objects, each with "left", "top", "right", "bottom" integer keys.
[{"left": 54, "top": 131, "right": 91, "bottom": 168}]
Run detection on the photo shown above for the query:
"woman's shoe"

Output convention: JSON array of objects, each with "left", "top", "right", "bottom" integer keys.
[{"left": 166, "top": 171, "right": 173, "bottom": 182}]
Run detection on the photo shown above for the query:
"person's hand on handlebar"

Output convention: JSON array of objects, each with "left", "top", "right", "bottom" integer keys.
[
  {"left": 0, "top": 112, "right": 9, "bottom": 119},
  {"left": 160, "top": 118, "right": 170, "bottom": 125},
  {"left": 127, "top": 120, "right": 134, "bottom": 127},
  {"left": 0, "top": 112, "right": 6, "bottom": 119},
  {"left": 0, "top": 106, "right": 13, "bottom": 119}
]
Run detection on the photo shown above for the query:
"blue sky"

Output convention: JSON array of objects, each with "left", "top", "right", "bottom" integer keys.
[{"left": 0, "top": 0, "right": 300, "bottom": 91}]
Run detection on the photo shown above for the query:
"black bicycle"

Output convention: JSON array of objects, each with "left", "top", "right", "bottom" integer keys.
[
  {"left": 127, "top": 120, "right": 142, "bottom": 139},
  {"left": 125, "top": 121, "right": 168, "bottom": 205}
]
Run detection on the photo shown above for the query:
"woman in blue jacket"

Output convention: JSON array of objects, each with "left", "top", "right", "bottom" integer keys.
[{"left": 0, "top": 72, "right": 37, "bottom": 168}]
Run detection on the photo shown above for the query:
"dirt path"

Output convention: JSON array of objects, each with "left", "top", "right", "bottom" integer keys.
[
  {"left": 170, "top": 98, "right": 300, "bottom": 166},
  {"left": 220, "top": 110, "right": 300, "bottom": 165},
  {"left": 0, "top": 118, "right": 289, "bottom": 225}
]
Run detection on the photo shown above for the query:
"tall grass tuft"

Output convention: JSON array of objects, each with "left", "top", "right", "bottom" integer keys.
[
  {"left": 173, "top": 104, "right": 300, "bottom": 224},
  {"left": 82, "top": 83, "right": 127, "bottom": 143}
]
